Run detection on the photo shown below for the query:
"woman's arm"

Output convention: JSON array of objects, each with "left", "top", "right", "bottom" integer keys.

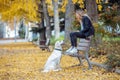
[{"left": 81, "top": 16, "right": 91, "bottom": 33}]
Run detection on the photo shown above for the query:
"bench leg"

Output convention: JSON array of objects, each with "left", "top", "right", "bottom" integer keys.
[
  {"left": 77, "top": 56, "right": 83, "bottom": 66},
  {"left": 85, "top": 52, "right": 92, "bottom": 69},
  {"left": 47, "top": 47, "right": 50, "bottom": 52}
]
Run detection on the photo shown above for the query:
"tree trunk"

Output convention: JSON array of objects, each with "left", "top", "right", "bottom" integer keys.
[
  {"left": 39, "top": 22, "right": 46, "bottom": 41},
  {"left": 42, "top": 0, "right": 51, "bottom": 39},
  {"left": 14, "top": 17, "right": 17, "bottom": 42},
  {"left": 25, "top": 24, "right": 29, "bottom": 40},
  {"left": 85, "top": 0, "right": 98, "bottom": 23},
  {"left": 38, "top": 1, "right": 46, "bottom": 43},
  {"left": 64, "top": 0, "right": 75, "bottom": 42},
  {"left": 0, "top": 22, "right": 4, "bottom": 38},
  {"left": 85, "top": 0, "right": 100, "bottom": 46},
  {"left": 52, "top": 0, "right": 60, "bottom": 39}
]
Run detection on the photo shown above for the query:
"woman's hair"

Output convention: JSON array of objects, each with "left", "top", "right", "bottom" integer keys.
[
  {"left": 75, "top": 9, "right": 92, "bottom": 21},
  {"left": 75, "top": 9, "right": 85, "bottom": 16}
]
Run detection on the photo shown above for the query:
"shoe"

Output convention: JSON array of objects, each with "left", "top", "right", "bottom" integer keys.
[
  {"left": 68, "top": 47, "right": 78, "bottom": 54},
  {"left": 66, "top": 46, "right": 73, "bottom": 53}
]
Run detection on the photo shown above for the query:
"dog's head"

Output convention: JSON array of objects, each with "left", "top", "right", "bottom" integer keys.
[{"left": 54, "top": 40, "right": 64, "bottom": 49}]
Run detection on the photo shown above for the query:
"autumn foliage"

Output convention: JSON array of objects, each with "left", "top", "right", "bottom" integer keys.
[
  {"left": 0, "top": 42, "right": 120, "bottom": 80},
  {"left": 0, "top": 0, "right": 39, "bottom": 22}
]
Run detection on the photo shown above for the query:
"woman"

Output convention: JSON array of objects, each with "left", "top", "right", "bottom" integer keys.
[{"left": 66, "top": 9, "right": 95, "bottom": 54}]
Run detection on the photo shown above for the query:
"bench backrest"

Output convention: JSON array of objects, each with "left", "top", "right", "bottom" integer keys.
[{"left": 77, "top": 36, "right": 92, "bottom": 51}]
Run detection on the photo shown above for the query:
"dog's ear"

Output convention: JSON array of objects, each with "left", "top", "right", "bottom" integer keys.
[
  {"left": 55, "top": 41, "right": 60, "bottom": 46},
  {"left": 60, "top": 40, "right": 64, "bottom": 45}
]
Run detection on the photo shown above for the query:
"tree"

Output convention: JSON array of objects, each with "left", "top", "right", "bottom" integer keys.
[
  {"left": 0, "top": 0, "right": 39, "bottom": 22},
  {"left": 85, "top": 0, "right": 98, "bottom": 22},
  {"left": 64, "top": 0, "right": 75, "bottom": 41},
  {"left": 18, "top": 19, "right": 26, "bottom": 38},
  {"left": 42, "top": 0, "right": 51, "bottom": 39},
  {"left": 52, "top": 0, "right": 60, "bottom": 39},
  {"left": 0, "top": 0, "right": 39, "bottom": 40},
  {"left": 38, "top": 0, "right": 46, "bottom": 42}
]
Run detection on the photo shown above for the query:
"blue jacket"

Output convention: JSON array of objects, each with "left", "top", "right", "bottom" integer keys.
[{"left": 80, "top": 16, "right": 95, "bottom": 37}]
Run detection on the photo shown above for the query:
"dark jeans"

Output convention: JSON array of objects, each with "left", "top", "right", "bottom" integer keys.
[{"left": 70, "top": 32, "right": 86, "bottom": 47}]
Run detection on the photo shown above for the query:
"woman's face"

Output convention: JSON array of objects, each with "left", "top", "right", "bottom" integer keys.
[{"left": 75, "top": 13, "right": 82, "bottom": 21}]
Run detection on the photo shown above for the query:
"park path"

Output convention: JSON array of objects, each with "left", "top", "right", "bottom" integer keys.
[{"left": 0, "top": 38, "right": 28, "bottom": 44}]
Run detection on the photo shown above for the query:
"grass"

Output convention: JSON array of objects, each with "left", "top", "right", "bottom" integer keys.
[
  {"left": 50, "top": 35, "right": 64, "bottom": 45},
  {"left": 103, "top": 36, "right": 120, "bottom": 42}
]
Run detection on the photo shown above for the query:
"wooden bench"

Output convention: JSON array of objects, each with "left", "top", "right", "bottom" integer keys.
[
  {"left": 65, "top": 36, "right": 93, "bottom": 69},
  {"left": 39, "top": 38, "right": 50, "bottom": 51}
]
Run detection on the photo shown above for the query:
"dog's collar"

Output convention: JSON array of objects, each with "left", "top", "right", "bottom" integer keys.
[{"left": 54, "top": 48, "right": 62, "bottom": 51}]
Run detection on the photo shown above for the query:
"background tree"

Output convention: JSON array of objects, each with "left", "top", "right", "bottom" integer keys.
[
  {"left": 85, "top": 0, "right": 98, "bottom": 22},
  {"left": 99, "top": 1, "right": 120, "bottom": 36},
  {"left": 52, "top": 0, "right": 60, "bottom": 39},
  {"left": 42, "top": 0, "right": 51, "bottom": 39},
  {"left": 18, "top": 19, "right": 26, "bottom": 38},
  {"left": 38, "top": 0, "right": 46, "bottom": 43},
  {"left": 0, "top": 0, "right": 39, "bottom": 22},
  {"left": 85, "top": 0, "right": 99, "bottom": 45},
  {"left": 0, "top": 0, "right": 39, "bottom": 41},
  {"left": 64, "top": 0, "right": 75, "bottom": 42}
]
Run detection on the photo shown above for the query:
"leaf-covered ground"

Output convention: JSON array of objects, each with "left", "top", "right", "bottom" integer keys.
[{"left": 0, "top": 42, "right": 120, "bottom": 80}]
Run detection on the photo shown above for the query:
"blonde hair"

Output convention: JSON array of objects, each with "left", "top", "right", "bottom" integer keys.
[
  {"left": 75, "top": 10, "right": 85, "bottom": 16},
  {"left": 76, "top": 9, "right": 92, "bottom": 21}
]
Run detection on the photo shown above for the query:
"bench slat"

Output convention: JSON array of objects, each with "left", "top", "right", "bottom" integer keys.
[
  {"left": 80, "top": 39, "right": 90, "bottom": 43},
  {"left": 78, "top": 42, "right": 90, "bottom": 47},
  {"left": 77, "top": 46, "right": 88, "bottom": 51}
]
